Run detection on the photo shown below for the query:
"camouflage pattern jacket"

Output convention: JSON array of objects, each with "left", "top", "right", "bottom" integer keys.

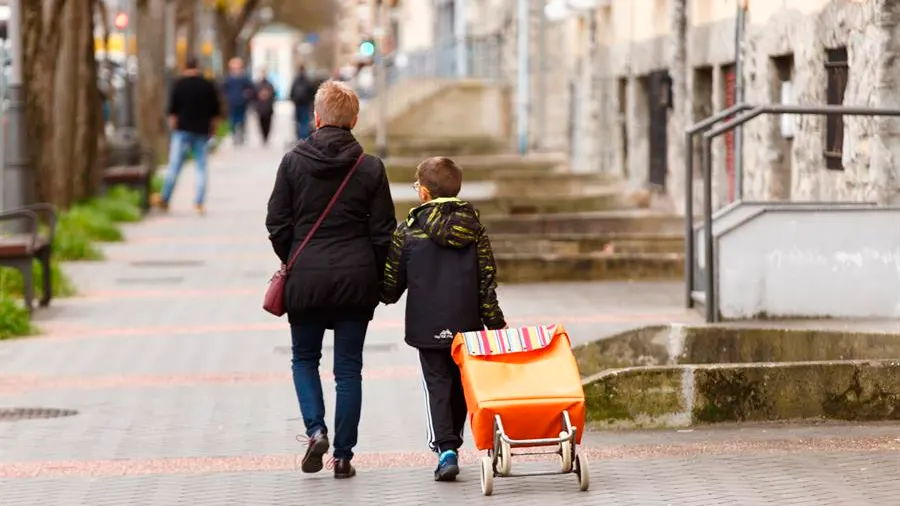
[{"left": 381, "top": 197, "right": 506, "bottom": 349}]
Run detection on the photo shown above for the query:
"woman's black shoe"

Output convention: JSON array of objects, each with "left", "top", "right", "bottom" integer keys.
[{"left": 333, "top": 458, "right": 356, "bottom": 479}]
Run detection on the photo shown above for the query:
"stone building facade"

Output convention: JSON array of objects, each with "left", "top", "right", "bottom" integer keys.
[{"left": 567, "top": 0, "right": 900, "bottom": 215}]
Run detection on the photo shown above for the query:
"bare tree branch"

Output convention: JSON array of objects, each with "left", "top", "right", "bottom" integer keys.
[{"left": 235, "top": 0, "right": 261, "bottom": 33}]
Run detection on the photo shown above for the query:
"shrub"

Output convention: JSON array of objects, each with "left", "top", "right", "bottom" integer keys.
[
  {"left": 86, "top": 186, "right": 142, "bottom": 223},
  {"left": 94, "top": 185, "right": 143, "bottom": 222},
  {"left": 0, "top": 259, "right": 77, "bottom": 299},
  {"left": 60, "top": 206, "right": 123, "bottom": 242},
  {"left": 151, "top": 173, "right": 164, "bottom": 195},
  {"left": 54, "top": 220, "right": 104, "bottom": 261},
  {"left": 0, "top": 295, "right": 35, "bottom": 340}
]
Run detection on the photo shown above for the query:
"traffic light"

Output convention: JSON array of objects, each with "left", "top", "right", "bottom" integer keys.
[
  {"left": 359, "top": 39, "right": 375, "bottom": 58},
  {"left": 114, "top": 12, "right": 128, "bottom": 30}
]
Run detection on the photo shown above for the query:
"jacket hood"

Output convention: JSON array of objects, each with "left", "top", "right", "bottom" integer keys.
[
  {"left": 408, "top": 198, "right": 483, "bottom": 249},
  {"left": 292, "top": 126, "right": 364, "bottom": 179}
]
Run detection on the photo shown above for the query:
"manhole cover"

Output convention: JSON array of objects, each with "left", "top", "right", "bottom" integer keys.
[
  {"left": 274, "top": 343, "right": 398, "bottom": 354},
  {"left": 0, "top": 408, "right": 78, "bottom": 421},
  {"left": 130, "top": 260, "right": 204, "bottom": 268}
]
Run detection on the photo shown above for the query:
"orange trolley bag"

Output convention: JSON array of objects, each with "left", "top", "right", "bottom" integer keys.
[{"left": 451, "top": 324, "right": 590, "bottom": 496}]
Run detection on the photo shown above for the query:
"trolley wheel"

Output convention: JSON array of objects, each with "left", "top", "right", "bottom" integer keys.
[
  {"left": 497, "top": 440, "right": 512, "bottom": 476},
  {"left": 480, "top": 456, "right": 494, "bottom": 496},
  {"left": 559, "top": 431, "right": 573, "bottom": 473},
  {"left": 574, "top": 451, "right": 590, "bottom": 492}
]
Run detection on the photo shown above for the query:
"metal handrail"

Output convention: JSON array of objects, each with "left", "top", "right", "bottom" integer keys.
[
  {"left": 698, "top": 104, "right": 900, "bottom": 323},
  {"left": 683, "top": 103, "right": 754, "bottom": 308}
]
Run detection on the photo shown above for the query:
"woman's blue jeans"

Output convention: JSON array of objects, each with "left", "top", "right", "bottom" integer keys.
[{"left": 291, "top": 320, "right": 368, "bottom": 461}]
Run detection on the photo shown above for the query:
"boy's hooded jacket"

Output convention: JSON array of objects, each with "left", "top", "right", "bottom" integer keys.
[{"left": 381, "top": 198, "right": 506, "bottom": 349}]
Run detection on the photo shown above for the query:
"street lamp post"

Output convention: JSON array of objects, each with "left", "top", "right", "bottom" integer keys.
[
  {"left": 2, "top": 0, "right": 32, "bottom": 213},
  {"left": 374, "top": 0, "right": 388, "bottom": 159}
]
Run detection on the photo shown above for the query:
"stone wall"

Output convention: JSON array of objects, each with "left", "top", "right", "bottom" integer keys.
[
  {"left": 741, "top": 0, "right": 900, "bottom": 206},
  {"left": 567, "top": 0, "right": 900, "bottom": 215}
]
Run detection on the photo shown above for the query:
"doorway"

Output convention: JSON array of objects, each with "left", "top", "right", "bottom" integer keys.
[{"left": 647, "top": 69, "right": 671, "bottom": 188}]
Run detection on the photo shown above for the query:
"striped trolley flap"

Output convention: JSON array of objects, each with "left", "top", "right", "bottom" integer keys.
[{"left": 460, "top": 325, "right": 559, "bottom": 357}]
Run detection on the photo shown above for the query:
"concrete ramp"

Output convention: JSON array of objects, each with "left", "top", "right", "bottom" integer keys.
[
  {"left": 691, "top": 202, "right": 899, "bottom": 319},
  {"left": 357, "top": 79, "right": 510, "bottom": 157}
]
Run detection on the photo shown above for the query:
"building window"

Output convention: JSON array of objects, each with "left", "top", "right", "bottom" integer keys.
[{"left": 824, "top": 47, "right": 848, "bottom": 170}]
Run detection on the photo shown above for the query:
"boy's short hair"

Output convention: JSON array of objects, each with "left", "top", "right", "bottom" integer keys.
[
  {"left": 416, "top": 157, "right": 463, "bottom": 198},
  {"left": 314, "top": 80, "right": 360, "bottom": 128}
]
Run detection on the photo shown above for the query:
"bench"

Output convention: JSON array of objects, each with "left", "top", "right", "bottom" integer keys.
[
  {"left": 0, "top": 203, "right": 58, "bottom": 312},
  {"left": 102, "top": 161, "right": 153, "bottom": 212}
]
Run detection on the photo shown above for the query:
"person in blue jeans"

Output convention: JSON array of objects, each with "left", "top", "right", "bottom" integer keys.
[
  {"left": 155, "top": 56, "right": 221, "bottom": 215},
  {"left": 289, "top": 65, "right": 316, "bottom": 141},
  {"left": 221, "top": 57, "right": 255, "bottom": 146},
  {"left": 265, "top": 81, "right": 397, "bottom": 479}
]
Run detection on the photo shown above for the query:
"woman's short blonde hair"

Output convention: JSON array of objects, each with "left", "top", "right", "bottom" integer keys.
[{"left": 314, "top": 80, "right": 360, "bottom": 128}]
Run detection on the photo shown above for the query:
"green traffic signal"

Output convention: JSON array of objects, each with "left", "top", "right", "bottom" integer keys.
[{"left": 359, "top": 40, "right": 375, "bottom": 58}]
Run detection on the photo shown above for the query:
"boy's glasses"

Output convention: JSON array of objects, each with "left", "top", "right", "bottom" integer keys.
[{"left": 412, "top": 181, "right": 421, "bottom": 191}]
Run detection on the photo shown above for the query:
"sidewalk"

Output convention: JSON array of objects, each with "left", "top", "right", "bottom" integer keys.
[{"left": 1, "top": 110, "right": 899, "bottom": 505}]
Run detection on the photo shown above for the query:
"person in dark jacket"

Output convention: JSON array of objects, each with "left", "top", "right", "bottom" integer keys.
[
  {"left": 380, "top": 156, "right": 506, "bottom": 482},
  {"left": 253, "top": 70, "right": 276, "bottom": 145},
  {"left": 155, "top": 55, "right": 221, "bottom": 215},
  {"left": 265, "top": 80, "right": 397, "bottom": 479},
  {"left": 221, "top": 57, "right": 255, "bottom": 146},
  {"left": 289, "top": 65, "right": 316, "bottom": 141}
]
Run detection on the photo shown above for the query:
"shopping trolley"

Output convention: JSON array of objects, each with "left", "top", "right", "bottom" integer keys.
[{"left": 451, "top": 324, "right": 590, "bottom": 496}]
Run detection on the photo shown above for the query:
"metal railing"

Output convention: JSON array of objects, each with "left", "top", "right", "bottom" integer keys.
[
  {"left": 682, "top": 103, "right": 754, "bottom": 309},
  {"left": 686, "top": 103, "right": 900, "bottom": 323},
  {"left": 386, "top": 33, "right": 504, "bottom": 86}
]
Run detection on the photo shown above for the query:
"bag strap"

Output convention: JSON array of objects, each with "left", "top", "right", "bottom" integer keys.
[{"left": 284, "top": 153, "right": 365, "bottom": 270}]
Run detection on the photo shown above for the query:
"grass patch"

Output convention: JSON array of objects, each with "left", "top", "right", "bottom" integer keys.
[
  {"left": 53, "top": 184, "right": 144, "bottom": 261},
  {"left": 0, "top": 295, "right": 36, "bottom": 339},
  {"left": 151, "top": 172, "right": 164, "bottom": 195},
  {"left": 60, "top": 206, "right": 124, "bottom": 242},
  {"left": 0, "top": 259, "right": 77, "bottom": 299}
]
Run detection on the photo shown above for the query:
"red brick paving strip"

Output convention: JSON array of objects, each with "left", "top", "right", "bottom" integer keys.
[
  {"left": 0, "top": 367, "right": 420, "bottom": 395},
  {"left": 38, "top": 312, "right": 694, "bottom": 340},
  {"left": 1, "top": 437, "right": 897, "bottom": 479}
]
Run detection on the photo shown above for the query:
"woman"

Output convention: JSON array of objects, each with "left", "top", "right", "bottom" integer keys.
[
  {"left": 254, "top": 71, "right": 276, "bottom": 145},
  {"left": 265, "top": 80, "right": 396, "bottom": 479}
]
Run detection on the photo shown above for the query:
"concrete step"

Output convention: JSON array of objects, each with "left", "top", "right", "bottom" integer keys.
[
  {"left": 384, "top": 152, "right": 564, "bottom": 182},
  {"left": 392, "top": 191, "right": 629, "bottom": 221},
  {"left": 355, "top": 78, "right": 451, "bottom": 136},
  {"left": 483, "top": 210, "right": 685, "bottom": 235},
  {"left": 576, "top": 325, "right": 900, "bottom": 429},
  {"left": 496, "top": 252, "right": 684, "bottom": 283},
  {"left": 493, "top": 171, "right": 623, "bottom": 197},
  {"left": 490, "top": 233, "right": 685, "bottom": 255},
  {"left": 360, "top": 135, "right": 509, "bottom": 158}
]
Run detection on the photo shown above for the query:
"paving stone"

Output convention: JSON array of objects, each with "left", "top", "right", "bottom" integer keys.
[{"left": 0, "top": 110, "right": 898, "bottom": 505}]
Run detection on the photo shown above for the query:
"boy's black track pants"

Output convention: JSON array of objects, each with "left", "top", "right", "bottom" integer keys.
[{"left": 418, "top": 348, "right": 468, "bottom": 454}]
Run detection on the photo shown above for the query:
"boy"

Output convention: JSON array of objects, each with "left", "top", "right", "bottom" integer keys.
[{"left": 381, "top": 156, "right": 507, "bottom": 481}]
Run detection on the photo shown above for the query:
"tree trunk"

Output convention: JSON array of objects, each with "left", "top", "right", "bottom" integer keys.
[
  {"left": 216, "top": 21, "right": 239, "bottom": 76},
  {"left": 136, "top": 0, "right": 168, "bottom": 163},
  {"left": 72, "top": 0, "right": 101, "bottom": 200},
  {"left": 50, "top": 1, "right": 81, "bottom": 207},
  {"left": 22, "top": 0, "right": 68, "bottom": 206},
  {"left": 22, "top": 0, "right": 101, "bottom": 207}
]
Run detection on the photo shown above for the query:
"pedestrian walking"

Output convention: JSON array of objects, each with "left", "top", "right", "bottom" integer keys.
[
  {"left": 289, "top": 64, "right": 316, "bottom": 141},
  {"left": 265, "top": 80, "right": 397, "bottom": 479},
  {"left": 380, "top": 156, "right": 507, "bottom": 482},
  {"left": 153, "top": 55, "right": 221, "bottom": 216},
  {"left": 221, "top": 57, "right": 255, "bottom": 146},
  {"left": 254, "top": 70, "right": 276, "bottom": 146}
]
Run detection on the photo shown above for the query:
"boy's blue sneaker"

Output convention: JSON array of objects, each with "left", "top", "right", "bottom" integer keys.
[{"left": 434, "top": 449, "right": 460, "bottom": 482}]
